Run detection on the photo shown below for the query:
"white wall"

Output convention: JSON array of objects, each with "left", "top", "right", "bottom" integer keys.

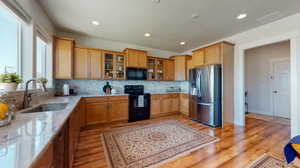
[
  {"left": 57, "top": 32, "right": 180, "bottom": 58},
  {"left": 16, "top": 0, "right": 55, "bottom": 35},
  {"left": 245, "top": 41, "right": 290, "bottom": 116}
]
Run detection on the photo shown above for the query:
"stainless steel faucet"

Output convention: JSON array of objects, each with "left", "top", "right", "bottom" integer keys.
[{"left": 22, "top": 79, "right": 47, "bottom": 109}]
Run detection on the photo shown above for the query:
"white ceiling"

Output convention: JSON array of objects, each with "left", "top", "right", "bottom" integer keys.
[{"left": 37, "top": 0, "right": 300, "bottom": 53}]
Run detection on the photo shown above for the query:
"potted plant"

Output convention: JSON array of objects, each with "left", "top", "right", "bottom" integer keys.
[
  {"left": 37, "top": 77, "right": 48, "bottom": 92},
  {"left": 0, "top": 73, "right": 22, "bottom": 91}
]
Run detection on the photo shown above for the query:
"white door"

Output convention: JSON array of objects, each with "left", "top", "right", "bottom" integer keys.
[{"left": 272, "top": 60, "right": 290, "bottom": 119}]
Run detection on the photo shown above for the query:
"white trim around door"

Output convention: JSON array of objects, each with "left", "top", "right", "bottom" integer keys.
[{"left": 234, "top": 31, "right": 300, "bottom": 137}]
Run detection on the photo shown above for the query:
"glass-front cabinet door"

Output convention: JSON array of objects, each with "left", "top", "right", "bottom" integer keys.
[
  {"left": 103, "top": 51, "right": 125, "bottom": 80},
  {"left": 115, "top": 53, "right": 125, "bottom": 79},
  {"left": 156, "top": 59, "right": 164, "bottom": 80},
  {"left": 147, "top": 57, "right": 156, "bottom": 80}
]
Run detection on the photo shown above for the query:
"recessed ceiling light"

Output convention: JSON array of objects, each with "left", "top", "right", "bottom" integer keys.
[
  {"left": 92, "top": 21, "right": 100, "bottom": 26},
  {"left": 152, "top": 0, "right": 160, "bottom": 4},
  {"left": 144, "top": 33, "right": 151, "bottom": 37},
  {"left": 180, "top": 41, "right": 186, "bottom": 45},
  {"left": 191, "top": 14, "right": 200, "bottom": 19},
  {"left": 237, "top": 13, "right": 247, "bottom": 20}
]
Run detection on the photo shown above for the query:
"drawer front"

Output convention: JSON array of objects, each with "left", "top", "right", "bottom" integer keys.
[
  {"left": 108, "top": 96, "right": 128, "bottom": 101},
  {"left": 151, "top": 94, "right": 161, "bottom": 100},
  {"left": 85, "top": 97, "right": 108, "bottom": 103}
]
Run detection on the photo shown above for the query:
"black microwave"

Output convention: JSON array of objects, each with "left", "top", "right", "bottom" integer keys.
[{"left": 126, "top": 68, "right": 147, "bottom": 80}]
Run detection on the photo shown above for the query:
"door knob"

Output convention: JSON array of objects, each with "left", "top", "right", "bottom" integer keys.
[{"left": 273, "top": 91, "right": 278, "bottom": 94}]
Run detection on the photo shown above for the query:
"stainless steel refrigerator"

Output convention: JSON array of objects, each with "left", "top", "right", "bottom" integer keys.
[{"left": 189, "top": 64, "right": 222, "bottom": 127}]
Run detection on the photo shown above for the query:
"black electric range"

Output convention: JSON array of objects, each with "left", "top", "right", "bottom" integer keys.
[{"left": 124, "top": 85, "right": 150, "bottom": 122}]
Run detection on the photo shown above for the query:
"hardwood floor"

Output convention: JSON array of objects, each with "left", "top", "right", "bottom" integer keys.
[
  {"left": 246, "top": 112, "right": 290, "bottom": 125},
  {"left": 72, "top": 115, "right": 290, "bottom": 168}
]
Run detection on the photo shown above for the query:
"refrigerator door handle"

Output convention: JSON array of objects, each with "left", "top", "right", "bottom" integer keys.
[{"left": 198, "top": 102, "right": 214, "bottom": 106}]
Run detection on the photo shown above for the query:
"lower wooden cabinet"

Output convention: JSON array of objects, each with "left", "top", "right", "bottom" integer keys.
[
  {"left": 151, "top": 94, "right": 179, "bottom": 118},
  {"left": 180, "top": 93, "right": 189, "bottom": 116},
  {"left": 109, "top": 99, "right": 129, "bottom": 122},
  {"left": 68, "top": 104, "right": 81, "bottom": 168},
  {"left": 32, "top": 142, "right": 54, "bottom": 168},
  {"left": 85, "top": 96, "right": 129, "bottom": 126},
  {"left": 86, "top": 100, "right": 109, "bottom": 125},
  {"left": 150, "top": 94, "right": 162, "bottom": 116}
]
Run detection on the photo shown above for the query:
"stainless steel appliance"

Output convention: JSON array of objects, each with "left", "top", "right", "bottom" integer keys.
[
  {"left": 124, "top": 85, "right": 150, "bottom": 122},
  {"left": 189, "top": 64, "right": 222, "bottom": 127},
  {"left": 126, "top": 68, "right": 147, "bottom": 80}
]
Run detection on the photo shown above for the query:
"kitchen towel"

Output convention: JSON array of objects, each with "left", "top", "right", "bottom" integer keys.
[{"left": 138, "top": 95, "right": 144, "bottom": 107}]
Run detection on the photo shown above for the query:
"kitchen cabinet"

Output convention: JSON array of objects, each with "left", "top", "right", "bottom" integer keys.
[
  {"left": 186, "top": 57, "right": 193, "bottom": 80},
  {"left": 156, "top": 59, "right": 164, "bottom": 80},
  {"left": 84, "top": 96, "right": 129, "bottom": 126},
  {"left": 79, "top": 99, "right": 86, "bottom": 127},
  {"left": 109, "top": 96, "right": 129, "bottom": 122},
  {"left": 151, "top": 94, "right": 179, "bottom": 118},
  {"left": 170, "top": 55, "right": 192, "bottom": 81},
  {"left": 53, "top": 124, "right": 67, "bottom": 168},
  {"left": 150, "top": 94, "right": 162, "bottom": 117},
  {"left": 54, "top": 37, "right": 75, "bottom": 79},
  {"left": 74, "top": 47, "right": 102, "bottom": 80},
  {"left": 204, "top": 43, "right": 221, "bottom": 64},
  {"left": 74, "top": 47, "right": 89, "bottom": 79},
  {"left": 103, "top": 50, "right": 125, "bottom": 80},
  {"left": 163, "top": 59, "right": 174, "bottom": 81},
  {"left": 85, "top": 98, "right": 109, "bottom": 125},
  {"left": 147, "top": 57, "right": 174, "bottom": 81},
  {"left": 90, "top": 49, "right": 103, "bottom": 79},
  {"left": 179, "top": 93, "right": 189, "bottom": 116},
  {"left": 31, "top": 142, "right": 54, "bottom": 168},
  {"left": 192, "top": 49, "right": 205, "bottom": 68},
  {"left": 68, "top": 104, "right": 81, "bottom": 168},
  {"left": 124, "top": 48, "right": 147, "bottom": 68},
  {"left": 147, "top": 57, "right": 156, "bottom": 80}
]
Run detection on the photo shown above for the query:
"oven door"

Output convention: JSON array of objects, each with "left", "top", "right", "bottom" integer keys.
[{"left": 126, "top": 68, "right": 147, "bottom": 80}]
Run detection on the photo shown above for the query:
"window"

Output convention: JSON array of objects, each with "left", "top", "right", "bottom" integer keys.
[
  {"left": 0, "top": 3, "right": 53, "bottom": 91},
  {"left": 36, "top": 36, "right": 47, "bottom": 78},
  {"left": 0, "top": 5, "right": 20, "bottom": 74}
]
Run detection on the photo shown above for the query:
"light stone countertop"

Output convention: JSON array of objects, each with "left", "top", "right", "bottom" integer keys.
[
  {"left": 0, "top": 93, "right": 128, "bottom": 168},
  {"left": 0, "top": 92, "right": 187, "bottom": 168}
]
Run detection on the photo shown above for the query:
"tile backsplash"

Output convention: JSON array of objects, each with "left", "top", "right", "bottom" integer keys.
[{"left": 55, "top": 80, "right": 189, "bottom": 94}]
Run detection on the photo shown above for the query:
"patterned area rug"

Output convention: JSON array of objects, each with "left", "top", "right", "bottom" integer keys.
[
  {"left": 102, "top": 120, "right": 218, "bottom": 168},
  {"left": 246, "top": 154, "right": 296, "bottom": 168}
]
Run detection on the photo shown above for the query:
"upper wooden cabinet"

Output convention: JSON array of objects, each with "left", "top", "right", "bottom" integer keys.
[
  {"left": 103, "top": 50, "right": 125, "bottom": 80},
  {"left": 192, "top": 49, "right": 205, "bottom": 68},
  {"left": 74, "top": 47, "right": 89, "bottom": 79},
  {"left": 205, "top": 43, "right": 221, "bottom": 64},
  {"left": 147, "top": 57, "right": 173, "bottom": 81},
  {"left": 186, "top": 57, "right": 193, "bottom": 80},
  {"left": 191, "top": 41, "right": 234, "bottom": 68},
  {"left": 170, "top": 55, "right": 192, "bottom": 81},
  {"left": 54, "top": 37, "right": 75, "bottom": 79},
  {"left": 163, "top": 59, "right": 174, "bottom": 81},
  {"left": 74, "top": 47, "right": 102, "bottom": 80},
  {"left": 124, "top": 48, "right": 147, "bottom": 68}
]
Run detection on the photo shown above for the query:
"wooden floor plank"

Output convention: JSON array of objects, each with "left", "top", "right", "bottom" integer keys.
[{"left": 72, "top": 115, "right": 290, "bottom": 168}]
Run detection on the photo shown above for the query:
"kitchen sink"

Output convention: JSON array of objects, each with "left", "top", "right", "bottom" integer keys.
[{"left": 22, "top": 103, "right": 68, "bottom": 113}]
